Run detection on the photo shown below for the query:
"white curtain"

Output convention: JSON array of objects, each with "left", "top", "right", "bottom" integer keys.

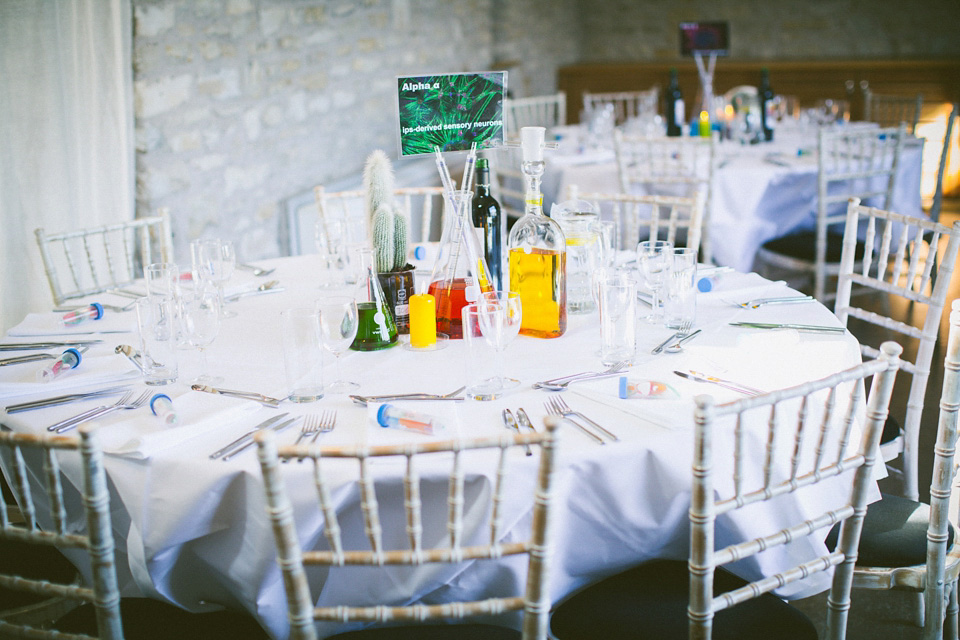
[{"left": 0, "top": 0, "right": 134, "bottom": 331}]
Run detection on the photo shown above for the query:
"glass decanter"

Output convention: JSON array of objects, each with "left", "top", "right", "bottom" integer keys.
[{"left": 506, "top": 126, "right": 567, "bottom": 338}]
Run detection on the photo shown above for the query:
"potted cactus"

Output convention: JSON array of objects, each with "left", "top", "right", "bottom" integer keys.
[{"left": 363, "top": 150, "right": 415, "bottom": 334}]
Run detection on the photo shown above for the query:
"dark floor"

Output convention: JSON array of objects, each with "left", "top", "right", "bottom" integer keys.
[{"left": 793, "top": 197, "right": 960, "bottom": 639}]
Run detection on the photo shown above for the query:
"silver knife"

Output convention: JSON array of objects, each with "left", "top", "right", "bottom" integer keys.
[
  {"left": 192, "top": 384, "right": 283, "bottom": 407},
  {"left": 502, "top": 409, "right": 531, "bottom": 456},
  {"left": 728, "top": 322, "right": 846, "bottom": 334},
  {"left": 0, "top": 340, "right": 102, "bottom": 351},
  {"left": 0, "top": 346, "right": 91, "bottom": 368},
  {"left": 673, "top": 370, "right": 763, "bottom": 396},
  {"left": 221, "top": 416, "right": 300, "bottom": 461},
  {"left": 5, "top": 386, "right": 131, "bottom": 413},
  {"left": 210, "top": 413, "right": 291, "bottom": 460}
]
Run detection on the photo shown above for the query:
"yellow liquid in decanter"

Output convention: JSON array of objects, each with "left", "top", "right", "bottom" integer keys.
[{"left": 509, "top": 247, "right": 566, "bottom": 339}]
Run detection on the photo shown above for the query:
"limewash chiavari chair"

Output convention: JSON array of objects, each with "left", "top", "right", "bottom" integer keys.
[
  {"left": 34, "top": 211, "right": 173, "bottom": 306},
  {"left": 548, "top": 343, "right": 902, "bottom": 640},
  {"left": 566, "top": 185, "right": 705, "bottom": 255},
  {"left": 0, "top": 427, "right": 121, "bottom": 639},
  {"left": 313, "top": 185, "right": 446, "bottom": 247},
  {"left": 256, "top": 418, "right": 561, "bottom": 640},
  {"left": 755, "top": 123, "right": 907, "bottom": 303},
  {"left": 834, "top": 198, "right": 960, "bottom": 501},
  {"left": 582, "top": 88, "right": 659, "bottom": 127},
  {"left": 824, "top": 300, "right": 960, "bottom": 638},
  {"left": 862, "top": 86, "right": 924, "bottom": 135},
  {"left": 504, "top": 92, "right": 566, "bottom": 136},
  {"left": 930, "top": 102, "right": 958, "bottom": 226},
  {"left": 0, "top": 426, "right": 270, "bottom": 639},
  {"left": 613, "top": 130, "right": 716, "bottom": 263}
]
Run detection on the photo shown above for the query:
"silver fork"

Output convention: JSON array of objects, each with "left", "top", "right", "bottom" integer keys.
[
  {"left": 284, "top": 415, "right": 322, "bottom": 464},
  {"left": 297, "top": 411, "right": 336, "bottom": 463},
  {"left": 544, "top": 398, "right": 605, "bottom": 445},
  {"left": 549, "top": 396, "right": 620, "bottom": 443},
  {"left": 46, "top": 390, "right": 133, "bottom": 432},
  {"left": 54, "top": 389, "right": 151, "bottom": 433},
  {"left": 534, "top": 360, "right": 630, "bottom": 390}
]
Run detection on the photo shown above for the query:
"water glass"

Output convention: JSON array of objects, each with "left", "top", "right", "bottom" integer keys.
[
  {"left": 664, "top": 248, "right": 697, "bottom": 331},
  {"left": 637, "top": 239, "right": 672, "bottom": 324},
  {"left": 477, "top": 291, "right": 522, "bottom": 390},
  {"left": 145, "top": 263, "right": 178, "bottom": 300},
  {"left": 316, "top": 296, "right": 359, "bottom": 393},
  {"left": 461, "top": 303, "right": 501, "bottom": 401},
  {"left": 281, "top": 307, "right": 324, "bottom": 403},
  {"left": 597, "top": 273, "right": 637, "bottom": 366},
  {"left": 553, "top": 200, "right": 601, "bottom": 314},
  {"left": 135, "top": 296, "right": 178, "bottom": 386},
  {"left": 596, "top": 220, "right": 619, "bottom": 268}
]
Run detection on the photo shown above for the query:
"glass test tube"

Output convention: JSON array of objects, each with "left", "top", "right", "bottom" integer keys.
[
  {"left": 150, "top": 393, "right": 179, "bottom": 425},
  {"left": 37, "top": 348, "right": 82, "bottom": 382},
  {"left": 377, "top": 404, "right": 442, "bottom": 435},
  {"left": 61, "top": 303, "right": 104, "bottom": 326}
]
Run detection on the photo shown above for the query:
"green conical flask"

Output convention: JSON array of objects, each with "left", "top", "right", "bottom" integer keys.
[{"left": 350, "top": 246, "right": 398, "bottom": 351}]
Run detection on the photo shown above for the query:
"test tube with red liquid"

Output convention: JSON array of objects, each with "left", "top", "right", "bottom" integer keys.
[
  {"left": 37, "top": 348, "right": 82, "bottom": 382},
  {"left": 61, "top": 303, "right": 104, "bottom": 326}
]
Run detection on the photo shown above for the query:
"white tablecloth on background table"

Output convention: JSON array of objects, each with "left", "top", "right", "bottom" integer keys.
[
  {"left": 1, "top": 254, "right": 880, "bottom": 639},
  {"left": 542, "top": 125, "right": 925, "bottom": 272}
]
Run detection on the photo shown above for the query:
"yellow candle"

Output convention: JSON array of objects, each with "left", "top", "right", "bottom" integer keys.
[
  {"left": 409, "top": 293, "right": 437, "bottom": 348},
  {"left": 698, "top": 110, "right": 711, "bottom": 137}
]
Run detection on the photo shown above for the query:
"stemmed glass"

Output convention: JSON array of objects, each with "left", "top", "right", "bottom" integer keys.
[
  {"left": 637, "top": 239, "right": 672, "bottom": 324},
  {"left": 315, "top": 219, "right": 349, "bottom": 288},
  {"left": 179, "top": 282, "right": 222, "bottom": 384},
  {"left": 477, "top": 290, "right": 522, "bottom": 391},
  {"left": 198, "top": 239, "right": 237, "bottom": 318},
  {"left": 316, "top": 296, "right": 359, "bottom": 393}
]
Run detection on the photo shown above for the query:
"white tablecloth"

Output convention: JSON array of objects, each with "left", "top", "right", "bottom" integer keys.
[
  {"left": 542, "top": 125, "right": 925, "bottom": 272},
  {"left": 1, "top": 255, "right": 878, "bottom": 638}
]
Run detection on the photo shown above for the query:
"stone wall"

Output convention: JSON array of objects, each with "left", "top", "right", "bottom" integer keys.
[
  {"left": 132, "top": 0, "right": 958, "bottom": 263},
  {"left": 132, "top": 0, "right": 579, "bottom": 262}
]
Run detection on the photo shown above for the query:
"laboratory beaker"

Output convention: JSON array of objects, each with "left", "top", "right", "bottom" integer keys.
[{"left": 350, "top": 246, "right": 399, "bottom": 351}]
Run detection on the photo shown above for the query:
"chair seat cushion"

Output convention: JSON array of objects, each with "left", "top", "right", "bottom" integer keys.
[
  {"left": 761, "top": 230, "right": 864, "bottom": 263},
  {"left": 55, "top": 598, "right": 269, "bottom": 639},
  {"left": 548, "top": 559, "right": 817, "bottom": 640},
  {"left": 327, "top": 623, "right": 520, "bottom": 639},
  {"left": 825, "top": 493, "right": 956, "bottom": 567}
]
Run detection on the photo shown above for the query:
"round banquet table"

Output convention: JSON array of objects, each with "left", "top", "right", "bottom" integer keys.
[
  {"left": 541, "top": 123, "right": 925, "bottom": 272},
  {"left": 0, "top": 254, "right": 881, "bottom": 639}
]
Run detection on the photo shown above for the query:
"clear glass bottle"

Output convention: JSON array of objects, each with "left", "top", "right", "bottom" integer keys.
[
  {"left": 507, "top": 126, "right": 567, "bottom": 338},
  {"left": 351, "top": 246, "right": 398, "bottom": 351},
  {"left": 427, "top": 190, "right": 493, "bottom": 339}
]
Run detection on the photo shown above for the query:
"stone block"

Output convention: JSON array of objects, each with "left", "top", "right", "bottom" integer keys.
[
  {"left": 136, "top": 74, "right": 193, "bottom": 118},
  {"left": 135, "top": 4, "right": 175, "bottom": 38}
]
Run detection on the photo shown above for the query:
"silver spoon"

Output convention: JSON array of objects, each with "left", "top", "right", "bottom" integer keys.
[
  {"left": 238, "top": 263, "right": 276, "bottom": 277},
  {"left": 664, "top": 329, "right": 702, "bottom": 353}
]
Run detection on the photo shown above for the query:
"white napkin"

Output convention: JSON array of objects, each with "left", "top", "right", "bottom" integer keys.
[
  {"left": 98, "top": 392, "right": 261, "bottom": 459},
  {"left": 8, "top": 311, "right": 137, "bottom": 336},
  {"left": 0, "top": 353, "right": 141, "bottom": 401}
]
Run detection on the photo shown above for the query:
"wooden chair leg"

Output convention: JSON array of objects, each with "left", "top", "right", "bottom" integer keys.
[
  {"left": 914, "top": 591, "right": 925, "bottom": 628},
  {"left": 946, "top": 580, "right": 959, "bottom": 640}
]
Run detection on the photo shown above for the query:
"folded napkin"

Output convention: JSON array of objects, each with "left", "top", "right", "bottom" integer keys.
[
  {"left": 8, "top": 311, "right": 137, "bottom": 336},
  {"left": 98, "top": 392, "right": 261, "bottom": 459},
  {"left": 0, "top": 352, "right": 140, "bottom": 401}
]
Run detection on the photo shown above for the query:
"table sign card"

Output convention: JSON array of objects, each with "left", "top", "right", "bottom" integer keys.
[{"left": 396, "top": 71, "right": 506, "bottom": 156}]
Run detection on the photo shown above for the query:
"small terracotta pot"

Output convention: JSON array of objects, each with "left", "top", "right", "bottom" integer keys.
[{"left": 377, "top": 265, "right": 415, "bottom": 334}]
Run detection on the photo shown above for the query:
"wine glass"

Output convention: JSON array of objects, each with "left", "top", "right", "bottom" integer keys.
[
  {"left": 179, "top": 283, "right": 222, "bottom": 384},
  {"left": 316, "top": 296, "right": 360, "bottom": 393},
  {"left": 477, "top": 290, "right": 522, "bottom": 391},
  {"left": 637, "top": 239, "right": 672, "bottom": 324},
  {"left": 198, "top": 239, "right": 237, "bottom": 318},
  {"left": 315, "top": 218, "right": 349, "bottom": 288}
]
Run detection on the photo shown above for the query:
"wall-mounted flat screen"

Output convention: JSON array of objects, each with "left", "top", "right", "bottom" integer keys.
[{"left": 679, "top": 22, "right": 729, "bottom": 56}]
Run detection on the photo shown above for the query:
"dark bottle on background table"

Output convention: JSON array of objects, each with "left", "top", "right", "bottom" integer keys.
[
  {"left": 666, "top": 68, "right": 685, "bottom": 137},
  {"left": 473, "top": 158, "right": 503, "bottom": 291},
  {"left": 759, "top": 68, "right": 774, "bottom": 142}
]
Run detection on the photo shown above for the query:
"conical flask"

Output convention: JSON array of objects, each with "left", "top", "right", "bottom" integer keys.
[
  {"left": 427, "top": 189, "right": 494, "bottom": 339},
  {"left": 350, "top": 246, "right": 399, "bottom": 350},
  {"left": 507, "top": 127, "right": 567, "bottom": 338}
]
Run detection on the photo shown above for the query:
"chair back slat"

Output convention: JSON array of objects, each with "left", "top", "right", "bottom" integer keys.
[
  {"left": 835, "top": 199, "right": 960, "bottom": 500},
  {"left": 923, "top": 300, "right": 960, "bottom": 631},
  {"left": 256, "top": 423, "right": 560, "bottom": 640},
  {"left": 34, "top": 213, "right": 173, "bottom": 306},
  {"left": 690, "top": 342, "right": 901, "bottom": 638},
  {"left": 583, "top": 88, "right": 658, "bottom": 127},
  {"left": 504, "top": 92, "right": 566, "bottom": 135},
  {"left": 863, "top": 87, "right": 923, "bottom": 134},
  {"left": 574, "top": 189, "right": 704, "bottom": 258},
  {"left": 0, "top": 428, "right": 123, "bottom": 639},
  {"left": 614, "top": 131, "right": 716, "bottom": 262},
  {"left": 313, "top": 185, "right": 445, "bottom": 247}
]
